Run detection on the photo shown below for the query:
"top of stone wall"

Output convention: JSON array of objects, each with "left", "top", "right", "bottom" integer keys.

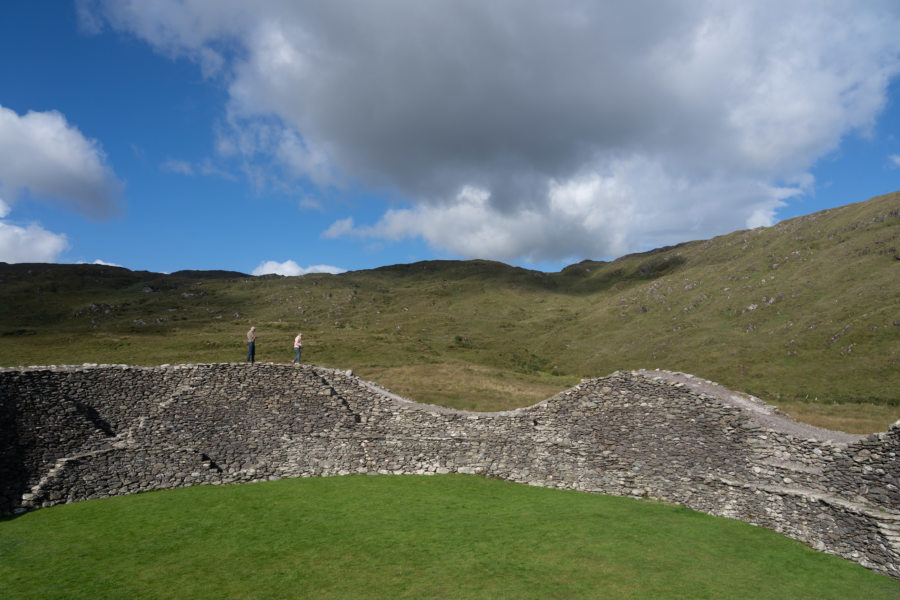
[{"left": 3, "top": 362, "right": 894, "bottom": 444}]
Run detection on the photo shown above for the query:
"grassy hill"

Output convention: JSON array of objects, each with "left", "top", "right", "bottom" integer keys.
[{"left": 1, "top": 191, "right": 898, "bottom": 431}]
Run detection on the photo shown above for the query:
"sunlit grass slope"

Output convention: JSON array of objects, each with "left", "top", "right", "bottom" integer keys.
[
  {"left": 1, "top": 475, "right": 897, "bottom": 599},
  {"left": 1, "top": 191, "right": 897, "bottom": 431}
]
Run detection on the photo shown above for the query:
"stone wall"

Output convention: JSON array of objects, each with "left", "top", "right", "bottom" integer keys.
[{"left": 1, "top": 363, "right": 897, "bottom": 579}]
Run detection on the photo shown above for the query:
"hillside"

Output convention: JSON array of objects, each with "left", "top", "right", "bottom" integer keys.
[{"left": 1, "top": 191, "right": 897, "bottom": 431}]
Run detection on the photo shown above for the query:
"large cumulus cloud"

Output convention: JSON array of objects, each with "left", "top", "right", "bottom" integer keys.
[{"left": 81, "top": 0, "right": 900, "bottom": 262}]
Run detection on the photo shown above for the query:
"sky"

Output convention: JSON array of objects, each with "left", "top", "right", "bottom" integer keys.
[{"left": 1, "top": 1, "right": 900, "bottom": 276}]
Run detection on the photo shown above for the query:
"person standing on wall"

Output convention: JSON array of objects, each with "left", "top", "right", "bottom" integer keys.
[
  {"left": 246, "top": 326, "right": 258, "bottom": 363},
  {"left": 292, "top": 332, "right": 303, "bottom": 364}
]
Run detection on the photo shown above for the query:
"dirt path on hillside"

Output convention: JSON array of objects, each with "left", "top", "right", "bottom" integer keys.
[{"left": 635, "top": 369, "right": 866, "bottom": 445}]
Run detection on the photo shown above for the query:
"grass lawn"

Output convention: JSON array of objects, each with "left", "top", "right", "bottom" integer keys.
[{"left": 1, "top": 475, "right": 897, "bottom": 599}]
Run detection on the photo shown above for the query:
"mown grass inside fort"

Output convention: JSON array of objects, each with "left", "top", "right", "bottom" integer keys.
[{"left": 1, "top": 475, "right": 897, "bottom": 599}]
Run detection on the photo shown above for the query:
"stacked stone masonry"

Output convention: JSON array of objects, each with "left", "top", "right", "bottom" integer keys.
[{"left": 1, "top": 363, "right": 897, "bottom": 579}]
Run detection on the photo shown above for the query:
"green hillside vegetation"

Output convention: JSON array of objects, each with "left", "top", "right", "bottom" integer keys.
[
  {"left": 1, "top": 191, "right": 898, "bottom": 432},
  {"left": 2, "top": 475, "right": 898, "bottom": 599}
]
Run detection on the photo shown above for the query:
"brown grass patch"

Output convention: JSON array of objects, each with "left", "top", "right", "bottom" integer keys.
[
  {"left": 775, "top": 400, "right": 899, "bottom": 434},
  {"left": 355, "top": 362, "right": 580, "bottom": 412}
]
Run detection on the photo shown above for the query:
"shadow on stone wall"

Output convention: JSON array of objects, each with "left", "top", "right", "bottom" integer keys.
[{"left": 0, "top": 399, "right": 24, "bottom": 516}]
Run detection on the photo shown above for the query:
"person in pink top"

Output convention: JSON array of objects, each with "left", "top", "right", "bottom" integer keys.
[{"left": 292, "top": 332, "right": 303, "bottom": 363}]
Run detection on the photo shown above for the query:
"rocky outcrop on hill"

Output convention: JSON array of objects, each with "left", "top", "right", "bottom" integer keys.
[{"left": 1, "top": 363, "right": 897, "bottom": 578}]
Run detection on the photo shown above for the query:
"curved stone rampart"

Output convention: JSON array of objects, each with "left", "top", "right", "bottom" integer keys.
[{"left": 1, "top": 363, "right": 897, "bottom": 578}]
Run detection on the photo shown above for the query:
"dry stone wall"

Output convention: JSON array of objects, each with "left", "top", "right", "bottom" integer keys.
[{"left": 1, "top": 363, "right": 898, "bottom": 578}]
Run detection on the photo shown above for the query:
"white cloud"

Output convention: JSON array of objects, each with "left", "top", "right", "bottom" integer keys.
[
  {"left": 252, "top": 260, "right": 345, "bottom": 276},
  {"left": 84, "top": 1, "right": 900, "bottom": 261},
  {"left": 0, "top": 195, "right": 69, "bottom": 263},
  {"left": 77, "top": 259, "right": 123, "bottom": 267},
  {"left": 331, "top": 162, "right": 800, "bottom": 262},
  {"left": 0, "top": 104, "right": 122, "bottom": 219},
  {"left": 0, "top": 220, "right": 69, "bottom": 263},
  {"left": 162, "top": 156, "right": 238, "bottom": 181},
  {"left": 198, "top": 158, "right": 237, "bottom": 181},
  {"left": 161, "top": 158, "right": 194, "bottom": 175},
  {"left": 275, "top": 128, "right": 334, "bottom": 187},
  {"left": 890, "top": 154, "right": 900, "bottom": 168},
  {"left": 298, "top": 195, "right": 323, "bottom": 211},
  {"left": 321, "top": 217, "right": 356, "bottom": 239}
]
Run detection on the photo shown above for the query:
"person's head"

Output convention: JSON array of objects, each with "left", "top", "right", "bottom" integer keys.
[{"left": 250, "top": 326, "right": 256, "bottom": 331}]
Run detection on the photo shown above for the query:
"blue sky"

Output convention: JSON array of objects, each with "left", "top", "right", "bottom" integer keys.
[{"left": 1, "top": 1, "right": 899, "bottom": 276}]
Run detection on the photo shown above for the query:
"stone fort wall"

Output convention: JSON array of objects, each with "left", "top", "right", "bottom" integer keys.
[{"left": 1, "top": 363, "right": 898, "bottom": 578}]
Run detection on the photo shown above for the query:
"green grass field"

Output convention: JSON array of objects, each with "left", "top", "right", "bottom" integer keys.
[{"left": 1, "top": 475, "right": 897, "bottom": 599}]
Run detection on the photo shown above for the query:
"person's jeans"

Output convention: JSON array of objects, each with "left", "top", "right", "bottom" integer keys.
[
  {"left": 247, "top": 342, "right": 255, "bottom": 363},
  {"left": 294, "top": 347, "right": 301, "bottom": 362}
]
